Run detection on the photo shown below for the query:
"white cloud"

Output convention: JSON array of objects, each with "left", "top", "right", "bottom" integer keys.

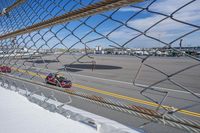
[
  {"left": 150, "top": 0, "right": 200, "bottom": 24},
  {"left": 150, "top": 0, "right": 189, "bottom": 14},
  {"left": 118, "top": 7, "right": 141, "bottom": 12},
  {"left": 109, "top": 0, "right": 200, "bottom": 47},
  {"left": 127, "top": 15, "right": 165, "bottom": 31}
]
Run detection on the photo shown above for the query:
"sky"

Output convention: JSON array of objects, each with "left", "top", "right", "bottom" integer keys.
[{"left": 0, "top": 0, "right": 200, "bottom": 49}]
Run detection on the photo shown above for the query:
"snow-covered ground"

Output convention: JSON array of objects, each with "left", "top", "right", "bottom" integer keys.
[
  {"left": 0, "top": 86, "right": 143, "bottom": 133},
  {"left": 0, "top": 86, "right": 97, "bottom": 133}
]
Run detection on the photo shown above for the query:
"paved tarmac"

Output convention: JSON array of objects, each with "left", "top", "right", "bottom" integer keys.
[
  {"left": 1, "top": 75, "right": 193, "bottom": 133},
  {"left": 8, "top": 54, "right": 200, "bottom": 93},
  {"left": 3, "top": 54, "right": 200, "bottom": 133}
]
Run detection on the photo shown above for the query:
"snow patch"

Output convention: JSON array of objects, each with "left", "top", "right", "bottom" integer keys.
[
  {"left": 0, "top": 87, "right": 96, "bottom": 133},
  {"left": 0, "top": 85, "right": 143, "bottom": 133}
]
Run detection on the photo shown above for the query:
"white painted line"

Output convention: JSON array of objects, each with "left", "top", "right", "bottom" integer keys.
[
  {"left": 71, "top": 73, "right": 200, "bottom": 95},
  {"left": 13, "top": 65, "right": 200, "bottom": 95},
  {"left": 72, "top": 73, "right": 133, "bottom": 85}
]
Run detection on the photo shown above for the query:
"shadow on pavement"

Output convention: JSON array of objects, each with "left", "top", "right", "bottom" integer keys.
[
  {"left": 58, "top": 67, "right": 82, "bottom": 72},
  {"left": 26, "top": 60, "right": 59, "bottom": 64},
  {"left": 63, "top": 64, "right": 122, "bottom": 70}
]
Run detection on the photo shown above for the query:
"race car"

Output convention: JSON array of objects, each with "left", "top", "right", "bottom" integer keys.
[
  {"left": 0, "top": 66, "right": 11, "bottom": 73},
  {"left": 45, "top": 73, "right": 72, "bottom": 88}
]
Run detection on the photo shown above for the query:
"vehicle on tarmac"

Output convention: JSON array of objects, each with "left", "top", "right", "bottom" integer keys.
[
  {"left": 45, "top": 73, "right": 72, "bottom": 88},
  {"left": 0, "top": 66, "right": 11, "bottom": 73}
]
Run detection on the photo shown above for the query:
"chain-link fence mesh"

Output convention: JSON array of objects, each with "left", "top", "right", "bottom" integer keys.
[{"left": 0, "top": 0, "right": 200, "bottom": 132}]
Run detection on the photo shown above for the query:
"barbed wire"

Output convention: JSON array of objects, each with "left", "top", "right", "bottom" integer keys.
[{"left": 0, "top": 0, "right": 200, "bottom": 132}]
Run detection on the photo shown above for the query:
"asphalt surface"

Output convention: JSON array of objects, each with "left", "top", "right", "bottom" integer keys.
[
  {"left": 8, "top": 54, "right": 200, "bottom": 93},
  {"left": 1, "top": 74, "right": 190, "bottom": 133},
  {"left": 3, "top": 54, "right": 200, "bottom": 133}
]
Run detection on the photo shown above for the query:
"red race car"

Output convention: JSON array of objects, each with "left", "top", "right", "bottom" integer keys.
[
  {"left": 0, "top": 66, "right": 11, "bottom": 73},
  {"left": 45, "top": 73, "right": 72, "bottom": 88}
]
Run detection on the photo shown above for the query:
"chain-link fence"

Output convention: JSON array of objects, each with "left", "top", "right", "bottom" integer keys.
[{"left": 0, "top": 0, "right": 200, "bottom": 132}]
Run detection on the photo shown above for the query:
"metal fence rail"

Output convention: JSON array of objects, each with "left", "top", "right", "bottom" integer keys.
[
  {"left": 0, "top": 0, "right": 25, "bottom": 16},
  {"left": 0, "top": 0, "right": 200, "bottom": 132}
]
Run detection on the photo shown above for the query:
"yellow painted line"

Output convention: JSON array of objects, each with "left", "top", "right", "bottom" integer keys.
[
  {"left": 12, "top": 68, "right": 46, "bottom": 78},
  {"left": 72, "top": 83, "right": 200, "bottom": 118},
  {"left": 73, "top": 83, "right": 158, "bottom": 106},
  {"left": 12, "top": 67, "right": 200, "bottom": 118}
]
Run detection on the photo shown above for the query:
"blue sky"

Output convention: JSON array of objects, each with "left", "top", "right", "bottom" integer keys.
[{"left": 0, "top": 0, "right": 200, "bottom": 49}]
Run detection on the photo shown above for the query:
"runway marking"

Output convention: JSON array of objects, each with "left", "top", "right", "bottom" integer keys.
[
  {"left": 12, "top": 67, "right": 200, "bottom": 118},
  {"left": 71, "top": 83, "right": 200, "bottom": 118},
  {"left": 15, "top": 65, "right": 200, "bottom": 95},
  {"left": 71, "top": 73, "right": 200, "bottom": 95}
]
